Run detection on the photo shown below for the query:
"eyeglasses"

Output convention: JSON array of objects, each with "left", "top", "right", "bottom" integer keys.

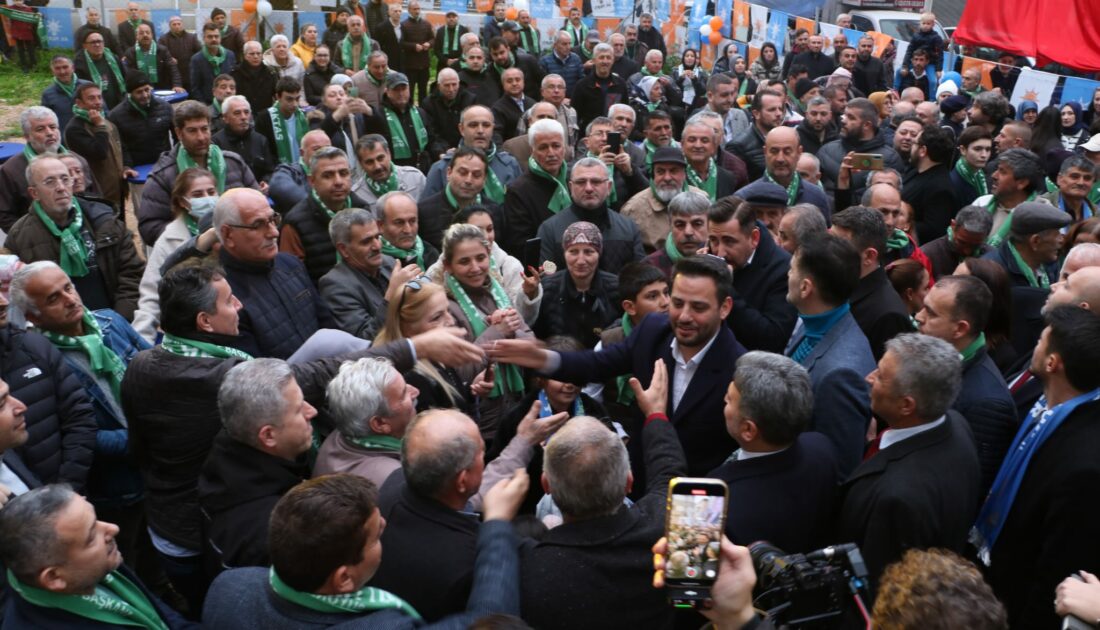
[
  {"left": 38, "top": 175, "right": 72, "bottom": 188},
  {"left": 571, "top": 178, "right": 609, "bottom": 188},
  {"left": 226, "top": 214, "right": 281, "bottom": 231},
  {"left": 398, "top": 274, "right": 432, "bottom": 311}
]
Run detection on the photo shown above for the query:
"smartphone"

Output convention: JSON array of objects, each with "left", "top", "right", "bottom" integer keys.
[
  {"left": 606, "top": 131, "right": 622, "bottom": 154},
  {"left": 664, "top": 477, "right": 729, "bottom": 608},
  {"left": 522, "top": 238, "right": 542, "bottom": 277},
  {"left": 850, "top": 153, "right": 885, "bottom": 170}
]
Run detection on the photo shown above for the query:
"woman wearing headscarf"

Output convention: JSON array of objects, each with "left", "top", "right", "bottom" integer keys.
[
  {"left": 671, "top": 48, "right": 708, "bottom": 112},
  {"left": 1016, "top": 100, "right": 1039, "bottom": 126},
  {"left": 1060, "top": 101, "right": 1089, "bottom": 150}
]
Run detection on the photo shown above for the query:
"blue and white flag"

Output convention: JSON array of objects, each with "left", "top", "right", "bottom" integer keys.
[{"left": 41, "top": 7, "right": 74, "bottom": 48}]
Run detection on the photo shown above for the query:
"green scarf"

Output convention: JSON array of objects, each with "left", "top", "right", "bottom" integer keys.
[
  {"left": 886, "top": 228, "right": 910, "bottom": 252},
  {"left": 686, "top": 158, "right": 717, "bottom": 200},
  {"left": 381, "top": 235, "right": 425, "bottom": 268},
  {"left": 347, "top": 434, "right": 402, "bottom": 452},
  {"left": 268, "top": 105, "right": 308, "bottom": 165},
  {"left": 519, "top": 27, "right": 539, "bottom": 55},
  {"left": 492, "top": 50, "right": 516, "bottom": 75},
  {"left": 72, "top": 105, "right": 93, "bottom": 124},
  {"left": 585, "top": 151, "right": 617, "bottom": 205},
  {"left": 444, "top": 273, "right": 525, "bottom": 398},
  {"left": 176, "top": 144, "right": 227, "bottom": 192},
  {"left": 959, "top": 332, "right": 986, "bottom": 363},
  {"left": 6, "top": 569, "right": 168, "bottom": 630},
  {"left": 161, "top": 333, "right": 254, "bottom": 360},
  {"left": 764, "top": 170, "right": 801, "bottom": 206},
  {"left": 445, "top": 184, "right": 481, "bottom": 216},
  {"left": 985, "top": 193, "right": 1039, "bottom": 247},
  {"left": 184, "top": 215, "right": 200, "bottom": 236},
  {"left": 134, "top": 41, "right": 158, "bottom": 84},
  {"left": 201, "top": 45, "right": 226, "bottom": 73},
  {"left": 528, "top": 158, "right": 570, "bottom": 213},
  {"left": 578, "top": 45, "right": 593, "bottom": 60},
  {"left": 1007, "top": 241, "right": 1050, "bottom": 289},
  {"left": 643, "top": 138, "right": 680, "bottom": 170},
  {"left": 384, "top": 106, "right": 428, "bottom": 161},
  {"left": 42, "top": 310, "right": 127, "bottom": 401},
  {"left": 366, "top": 168, "right": 399, "bottom": 198},
  {"left": 1089, "top": 181, "right": 1100, "bottom": 206},
  {"left": 565, "top": 21, "right": 588, "bottom": 47},
  {"left": 481, "top": 145, "right": 505, "bottom": 203},
  {"left": 22, "top": 143, "right": 67, "bottom": 163},
  {"left": 614, "top": 313, "right": 637, "bottom": 405},
  {"left": 84, "top": 50, "right": 125, "bottom": 94},
  {"left": 126, "top": 95, "right": 148, "bottom": 119},
  {"left": 33, "top": 200, "right": 88, "bottom": 277},
  {"left": 341, "top": 34, "right": 372, "bottom": 70},
  {"left": 955, "top": 158, "right": 987, "bottom": 197},
  {"left": 219, "top": 24, "right": 230, "bottom": 39},
  {"left": 269, "top": 568, "right": 420, "bottom": 619},
  {"left": 310, "top": 187, "right": 351, "bottom": 219},
  {"left": 0, "top": 6, "right": 46, "bottom": 42},
  {"left": 52, "top": 76, "right": 78, "bottom": 98},
  {"left": 664, "top": 233, "right": 684, "bottom": 263},
  {"left": 441, "top": 25, "right": 461, "bottom": 57}
]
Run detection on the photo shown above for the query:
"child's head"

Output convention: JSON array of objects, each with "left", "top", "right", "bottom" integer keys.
[
  {"left": 537, "top": 336, "right": 585, "bottom": 411},
  {"left": 919, "top": 12, "right": 935, "bottom": 32},
  {"left": 618, "top": 262, "right": 670, "bottom": 325}
]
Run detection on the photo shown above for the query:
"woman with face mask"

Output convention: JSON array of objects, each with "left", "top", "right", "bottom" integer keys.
[{"left": 132, "top": 167, "right": 219, "bottom": 342}]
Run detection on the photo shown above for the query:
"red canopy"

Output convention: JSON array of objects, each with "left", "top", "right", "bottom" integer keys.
[{"left": 954, "top": 0, "right": 1100, "bottom": 72}]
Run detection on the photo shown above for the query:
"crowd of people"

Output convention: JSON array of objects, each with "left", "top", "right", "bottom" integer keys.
[{"left": 0, "top": 2, "right": 1099, "bottom": 629}]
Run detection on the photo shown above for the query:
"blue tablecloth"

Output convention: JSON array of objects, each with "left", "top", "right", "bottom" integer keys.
[
  {"left": 0, "top": 142, "right": 23, "bottom": 164},
  {"left": 127, "top": 164, "right": 155, "bottom": 184}
]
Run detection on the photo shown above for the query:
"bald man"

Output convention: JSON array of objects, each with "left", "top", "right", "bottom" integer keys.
[
  {"left": 370, "top": 407, "right": 564, "bottom": 621},
  {"left": 268, "top": 129, "right": 332, "bottom": 215},
  {"left": 738, "top": 127, "right": 829, "bottom": 215},
  {"left": 117, "top": 1, "right": 154, "bottom": 54}
]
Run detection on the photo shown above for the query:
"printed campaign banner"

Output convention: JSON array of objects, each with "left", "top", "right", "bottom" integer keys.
[
  {"left": 41, "top": 7, "right": 73, "bottom": 48},
  {"left": 1061, "top": 77, "right": 1100, "bottom": 109},
  {"left": 1011, "top": 67, "right": 1060, "bottom": 109},
  {"left": 766, "top": 10, "right": 787, "bottom": 57},
  {"left": 732, "top": 1, "right": 749, "bottom": 42},
  {"left": 818, "top": 22, "right": 839, "bottom": 54},
  {"left": 747, "top": 4, "right": 767, "bottom": 49},
  {"left": 151, "top": 10, "right": 176, "bottom": 39}
]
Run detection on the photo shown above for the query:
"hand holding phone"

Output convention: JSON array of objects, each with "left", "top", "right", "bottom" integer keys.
[
  {"left": 663, "top": 477, "right": 729, "bottom": 609},
  {"left": 850, "top": 153, "right": 885, "bottom": 170},
  {"left": 607, "top": 131, "right": 622, "bottom": 154}
]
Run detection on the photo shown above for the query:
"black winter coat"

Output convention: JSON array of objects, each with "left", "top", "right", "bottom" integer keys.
[
  {"left": 107, "top": 95, "right": 174, "bottom": 167},
  {"left": 536, "top": 204, "right": 646, "bottom": 275},
  {"left": 230, "top": 62, "right": 279, "bottom": 113},
  {"left": 2, "top": 326, "right": 97, "bottom": 491},
  {"left": 954, "top": 347, "right": 1017, "bottom": 495},
  {"left": 817, "top": 133, "right": 904, "bottom": 200},
  {"left": 303, "top": 61, "right": 344, "bottom": 106},
  {"left": 422, "top": 89, "right": 476, "bottom": 158},
  {"left": 198, "top": 431, "right": 309, "bottom": 570},
  {"left": 535, "top": 270, "right": 621, "bottom": 349},
  {"left": 727, "top": 224, "right": 798, "bottom": 353},
  {"left": 282, "top": 190, "right": 370, "bottom": 284},
  {"left": 212, "top": 126, "right": 275, "bottom": 183},
  {"left": 725, "top": 124, "right": 768, "bottom": 182},
  {"left": 121, "top": 335, "right": 414, "bottom": 550}
]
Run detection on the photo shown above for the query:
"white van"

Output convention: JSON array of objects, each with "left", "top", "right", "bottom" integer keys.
[{"left": 847, "top": 10, "right": 948, "bottom": 43}]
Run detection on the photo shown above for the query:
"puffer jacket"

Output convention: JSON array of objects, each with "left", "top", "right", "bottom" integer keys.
[
  {"left": 303, "top": 60, "right": 344, "bottom": 106},
  {"left": 725, "top": 124, "right": 768, "bottom": 182},
  {"left": 535, "top": 269, "right": 621, "bottom": 349},
  {"left": 219, "top": 250, "right": 335, "bottom": 359},
  {"left": 6, "top": 198, "right": 145, "bottom": 320},
  {"left": 817, "top": 132, "right": 904, "bottom": 199},
  {"left": 137, "top": 144, "right": 259, "bottom": 246},
  {"left": 282, "top": 190, "right": 370, "bottom": 284},
  {"left": 54, "top": 310, "right": 151, "bottom": 507},
  {"left": 107, "top": 95, "right": 174, "bottom": 167},
  {"left": 954, "top": 346, "right": 1017, "bottom": 496},
  {"left": 1, "top": 325, "right": 97, "bottom": 491},
  {"left": 121, "top": 333, "right": 415, "bottom": 550}
]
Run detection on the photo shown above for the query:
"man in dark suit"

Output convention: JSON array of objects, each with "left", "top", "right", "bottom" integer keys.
[
  {"left": 374, "top": 3, "right": 403, "bottom": 73},
  {"left": 916, "top": 275, "right": 1016, "bottom": 495},
  {"left": 978, "top": 306, "right": 1100, "bottom": 629},
  {"left": 831, "top": 205, "right": 915, "bottom": 361},
  {"left": 491, "top": 255, "right": 747, "bottom": 476},
  {"left": 709, "top": 352, "right": 839, "bottom": 553},
  {"left": 519, "top": 407, "right": 684, "bottom": 628},
  {"left": 491, "top": 67, "right": 536, "bottom": 143},
  {"left": 784, "top": 233, "right": 876, "bottom": 478},
  {"left": 117, "top": 2, "right": 155, "bottom": 54},
  {"left": 838, "top": 333, "right": 981, "bottom": 593},
  {"left": 707, "top": 192, "right": 798, "bottom": 354}
]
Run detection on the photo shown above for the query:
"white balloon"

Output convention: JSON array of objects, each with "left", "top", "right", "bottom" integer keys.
[
  {"left": 257, "top": 0, "right": 273, "bottom": 17},
  {"left": 700, "top": 24, "right": 712, "bottom": 37},
  {"left": 513, "top": 0, "right": 529, "bottom": 11}
]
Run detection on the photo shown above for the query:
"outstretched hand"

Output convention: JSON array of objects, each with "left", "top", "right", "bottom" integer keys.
[
  {"left": 629, "top": 359, "right": 668, "bottom": 417},
  {"left": 516, "top": 399, "right": 570, "bottom": 445},
  {"left": 487, "top": 338, "right": 550, "bottom": 370}
]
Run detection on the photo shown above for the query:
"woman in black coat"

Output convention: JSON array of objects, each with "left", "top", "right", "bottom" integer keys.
[{"left": 303, "top": 44, "right": 345, "bottom": 106}]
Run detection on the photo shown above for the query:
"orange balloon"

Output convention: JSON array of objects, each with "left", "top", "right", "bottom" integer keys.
[
  {"left": 708, "top": 30, "right": 722, "bottom": 45},
  {"left": 505, "top": 6, "right": 518, "bottom": 19},
  {"left": 243, "top": 0, "right": 256, "bottom": 12},
  {"left": 709, "top": 16, "right": 723, "bottom": 31}
]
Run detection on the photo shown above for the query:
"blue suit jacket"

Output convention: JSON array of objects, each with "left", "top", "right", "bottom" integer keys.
[
  {"left": 554, "top": 312, "right": 746, "bottom": 476},
  {"left": 784, "top": 312, "right": 875, "bottom": 479}
]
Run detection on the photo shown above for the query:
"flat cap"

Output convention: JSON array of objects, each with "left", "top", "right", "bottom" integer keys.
[
  {"left": 651, "top": 146, "right": 686, "bottom": 167},
  {"left": 385, "top": 72, "right": 409, "bottom": 89},
  {"left": 940, "top": 94, "right": 970, "bottom": 116},
  {"left": 737, "top": 180, "right": 789, "bottom": 206},
  {"left": 1010, "top": 201, "right": 1072, "bottom": 236}
]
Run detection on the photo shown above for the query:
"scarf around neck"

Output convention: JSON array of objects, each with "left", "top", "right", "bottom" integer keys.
[
  {"left": 269, "top": 568, "right": 421, "bottom": 619},
  {"left": 444, "top": 273, "right": 524, "bottom": 397},
  {"left": 6, "top": 569, "right": 168, "bottom": 630},
  {"left": 161, "top": 333, "right": 254, "bottom": 360},
  {"left": 33, "top": 199, "right": 89, "bottom": 277},
  {"left": 528, "top": 157, "right": 569, "bottom": 213},
  {"left": 84, "top": 49, "right": 125, "bottom": 94},
  {"left": 42, "top": 309, "right": 128, "bottom": 401}
]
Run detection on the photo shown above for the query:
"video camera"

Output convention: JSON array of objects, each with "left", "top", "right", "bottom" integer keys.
[{"left": 748, "top": 541, "right": 872, "bottom": 629}]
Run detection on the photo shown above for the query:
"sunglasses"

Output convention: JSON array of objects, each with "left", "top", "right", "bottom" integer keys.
[{"left": 398, "top": 275, "right": 432, "bottom": 311}]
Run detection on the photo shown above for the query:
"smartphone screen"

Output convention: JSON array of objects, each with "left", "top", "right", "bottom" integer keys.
[
  {"left": 664, "top": 478, "right": 728, "bottom": 595},
  {"left": 522, "top": 238, "right": 542, "bottom": 276},
  {"left": 607, "top": 131, "right": 622, "bottom": 154}
]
